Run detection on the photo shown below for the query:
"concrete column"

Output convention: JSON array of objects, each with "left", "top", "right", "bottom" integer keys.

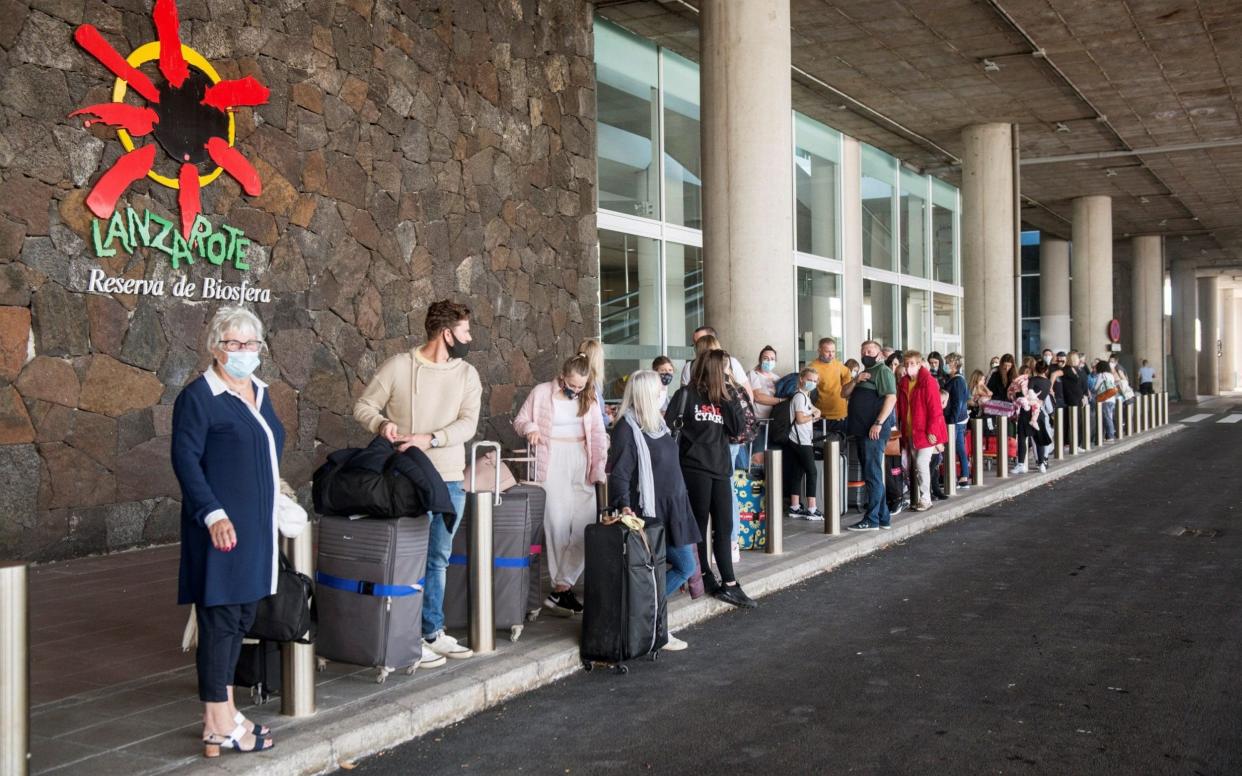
[
  {"left": 1221, "top": 287, "right": 1238, "bottom": 393},
  {"left": 1171, "top": 262, "right": 1198, "bottom": 401},
  {"left": 637, "top": 237, "right": 660, "bottom": 347},
  {"left": 700, "top": 0, "right": 795, "bottom": 363},
  {"left": 840, "top": 137, "right": 864, "bottom": 356},
  {"left": 1198, "top": 276, "right": 1221, "bottom": 396},
  {"left": 1130, "top": 234, "right": 1164, "bottom": 392},
  {"left": 960, "top": 123, "right": 1015, "bottom": 366},
  {"left": 1039, "top": 237, "right": 1071, "bottom": 351},
  {"left": 1070, "top": 195, "right": 1114, "bottom": 361}
]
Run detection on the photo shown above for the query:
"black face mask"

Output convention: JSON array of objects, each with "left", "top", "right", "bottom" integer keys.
[
  {"left": 446, "top": 332, "right": 469, "bottom": 359},
  {"left": 862, "top": 354, "right": 878, "bottom": 368},
  {"left": 562, "top": 387, "right": 579, "bottom": 400},
  {"left": 659, "top": 373, "right": 674, "bottom": 386}
]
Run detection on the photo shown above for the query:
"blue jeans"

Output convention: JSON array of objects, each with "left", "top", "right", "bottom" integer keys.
[
  {"left": 423, "top": 481, "right": 467, "bottom": 639},
  {"left": 955, "top": 422, "right": 970, "bottom": 480},
  {"left": 729, "top": 443, "right": 742, "bottom": 546},
  {"left": 666, "top": 543, "right": 696, "bottom": 597},
  {"left": 859, "top": 417, "right": 896, "bottom": 527},
  {"left": 1103, "top": 401, "right": 1116, "bottom": 440}
]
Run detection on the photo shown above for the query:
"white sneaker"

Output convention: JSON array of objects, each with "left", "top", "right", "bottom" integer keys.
[
  {"left": 1010, "top": 463, "right": 1027, "bottom": 475},
  {"left": 425, "top": 631, "right": 473, "bottom": 659},
  {"left": 662, "top": 632, "right": 688, "bottom": 651},
  {"left": 1039, "top": 462, "right": 1047, "bottom": 473},
  {"left": 418, "top": 642, "right": 447, "bottom": 668},
  {"left": 731, "top": 545, "right": 741, "bottom": 564}
]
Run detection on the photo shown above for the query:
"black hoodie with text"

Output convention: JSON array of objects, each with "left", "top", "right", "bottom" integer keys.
[{"left": 665, "top": 383, "right": 742, "bottom": 479}]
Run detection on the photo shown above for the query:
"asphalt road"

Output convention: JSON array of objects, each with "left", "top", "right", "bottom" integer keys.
[{"left": 355, "top": 401, "right": 1242, "bottom": 776}]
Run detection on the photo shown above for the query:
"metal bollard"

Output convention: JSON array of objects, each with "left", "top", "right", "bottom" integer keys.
[
  {"left": 468, "top": 489, "right": 496, "bottom": 655},
  {"left": 1096, "top": 400, "right": 1105, "bottom": 445},
  {"left": 595, "top": 481, "right": 609, "bottom": 513},
  {"left": 1068, "top": 404, "right": 1078, "bottom": 454},
  {"left": 0, "top": 562, "right": 29, "bottom": 776},
  {"left": 997, "top": 419, "right": 1009, "bottom": 478},
  {"left": 945, "top": 423, "right": 957, "bottom": 497},
  {"left": 282, "top": 532, "right": 316, "bottom": 717},
  {"left": 1161, "top": 392, "right": 1168, "bottom": 425},
  {"left": 1133, "top": 399, "right": 1141, "bottom": 434},
  {"left": 823, "top": 437, "right": 842, "bottom": 535},
  {"left": 1082, "top": 403, "right": 1093, "bottom": 452},
  {"left": 1054, "top": 407, "right": 1065, "bottom": 461},
  {"left": 971, "top": 418, "right": 985, "bottom": 487},
  {"left": 1117, "top": 400, "right": 1126, "bottom": 441},
  {"left": 763, "top": 448, "right": 784, "bottom": 555}
]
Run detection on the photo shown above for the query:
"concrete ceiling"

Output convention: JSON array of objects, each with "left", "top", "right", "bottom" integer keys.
[{"left": 594, "top": 0, "right": 1242, "bottom": 270}]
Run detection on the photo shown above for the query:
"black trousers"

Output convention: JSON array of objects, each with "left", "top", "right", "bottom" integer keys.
[
  {"left": 196, "top": 601, "right": 258, "bottom": 703},
  {"left": 683, "top": 470, "right": 736, "bottom": 585},
  {"left": 783, "top": 443, "right": 817, "bottom": 500}
]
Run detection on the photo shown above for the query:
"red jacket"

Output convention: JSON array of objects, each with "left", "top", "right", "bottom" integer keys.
[{"left": 896, "top": 367, "right": 949, "bottom": 451}]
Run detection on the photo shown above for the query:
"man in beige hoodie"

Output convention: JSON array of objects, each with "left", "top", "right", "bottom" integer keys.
[{"left": 354, "top": 300, "right": 482, "bottom": 667}]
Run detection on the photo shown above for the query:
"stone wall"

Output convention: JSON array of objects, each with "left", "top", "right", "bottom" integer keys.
[{"left": 0, "top": 0, "right": 598, "bottom": 562}]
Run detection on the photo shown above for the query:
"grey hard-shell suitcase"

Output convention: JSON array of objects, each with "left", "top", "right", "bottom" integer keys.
[
  {"left": 444, "top": 443, "right": 546, "bottom": 642},
  {"left": 314, "top": 515, "right": 429, "bottom": 683}
]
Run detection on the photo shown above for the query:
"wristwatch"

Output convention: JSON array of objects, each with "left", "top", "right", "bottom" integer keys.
[{"left": 430, "top": 436, "right": 441, "bottom": 449}]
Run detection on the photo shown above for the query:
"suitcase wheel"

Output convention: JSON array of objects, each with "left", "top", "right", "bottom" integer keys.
[
  {"left": 509, "top": 625, "right": 523, "bottom": 642},
  {"left": 613, "top": 663, "right": 629, "bottom": 675},
  {"left": 376, "top": 667, "right": 392, "bottom": 684},
  {"left": 316, "top": 657, "right": 327, "bottom": 672},
  {"left": 582, "top": 660, "right": 593, "bottom": 673},
  {"left": 404, "top": 665, "right": 417, "bottom": 676},
  {"left": 525, "top": 608, "right": 541, "bottom": 623}
]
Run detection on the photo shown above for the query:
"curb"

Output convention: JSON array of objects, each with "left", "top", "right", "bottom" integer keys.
[{"left": 184, "top": 423, "right": 1184, "bottom": 775}]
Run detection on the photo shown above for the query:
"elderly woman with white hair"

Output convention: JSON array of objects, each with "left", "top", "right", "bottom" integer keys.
[
  {"left": 171, "top": 305, "right": 283, "bottom": 757},
  {"left": 605, "top": 370, "right": 702, "bottom": 651}
]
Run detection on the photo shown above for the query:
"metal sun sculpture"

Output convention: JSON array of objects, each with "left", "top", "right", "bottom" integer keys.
[{"left": 69, "top": 0, "right": 270, "bottom": 238}]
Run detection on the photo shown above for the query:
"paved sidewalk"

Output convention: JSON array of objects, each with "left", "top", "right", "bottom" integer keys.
[{"left": 26, "top": 421, "right": 1182, "bottom": 776}]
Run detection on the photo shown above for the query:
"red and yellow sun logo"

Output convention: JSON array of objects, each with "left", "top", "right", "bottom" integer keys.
[{"left": 69, "top": 0, "right": 270, "bottom": 238}]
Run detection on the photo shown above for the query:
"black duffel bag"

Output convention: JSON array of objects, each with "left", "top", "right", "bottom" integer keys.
[
  {"left": 248, "top": 554, "right": 316, "bottom": 644},
  {"left": 312, "top": 437, "right": 454, "bottom": 521}
]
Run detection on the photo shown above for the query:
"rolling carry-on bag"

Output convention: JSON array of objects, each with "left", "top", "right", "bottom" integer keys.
[
  {"left": 234, "top": 639, "right": 280, "bottom": 704},
  {"left": 580, "top": 516, "right": 668, "bottom": 674},
  {"left": 444, "top": 443, "right": 546, "bottom": 642},
  {"left": 314, "top": 514, "right": 430, "bottom": 683}
]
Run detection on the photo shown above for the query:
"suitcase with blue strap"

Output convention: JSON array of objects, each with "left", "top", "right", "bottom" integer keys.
[
  {"left": 314, "top": 514, "right": 429, "bottom": 683},
  {"left": 443, "top": 444, "right": 546, "bottom": 642}
]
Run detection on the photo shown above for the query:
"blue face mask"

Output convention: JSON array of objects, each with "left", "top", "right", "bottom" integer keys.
[
  {"left": 223, "top": 351, "right": 260, "bottom": 380},
  {"left": 659, "top": 373, "right": 674, "bottom": 386},
  {"left": 761, "top": 360, "right": 776, "bottom": 372},
  {"left": 803, "top": 380, "right": 817, "bottom": 393}
]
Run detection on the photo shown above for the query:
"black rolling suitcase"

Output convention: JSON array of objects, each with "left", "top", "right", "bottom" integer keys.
[
  {"left": 234, "top": 639, "right": 280, "bottom": 704},
  {"left": 580, "top": 517, "right": 668, "bottom": 674}
]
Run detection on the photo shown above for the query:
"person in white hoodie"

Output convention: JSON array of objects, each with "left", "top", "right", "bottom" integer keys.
[{"left": 354, "top": 300, "right": 482, "bottom": 668}]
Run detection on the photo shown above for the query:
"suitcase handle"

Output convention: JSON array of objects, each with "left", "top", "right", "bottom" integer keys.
[{"left": 470, "top": 441, "right": 503, "bottom": 506}]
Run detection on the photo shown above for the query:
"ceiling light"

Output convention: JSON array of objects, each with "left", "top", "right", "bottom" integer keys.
[
  {"left": 1160, "top": 219, "right": 1168, "bottom": 226},
  {"left": 1032, "top": 48, "right": 1047, "bottom": 59},
  {"left": 982, "top": 59, "right": 1001, "bottom": 72},
  {"left": 1182, "top": 236, "right": 1190, "bottom": 242},
  {"left": 1140, "top": 196, "right": 1150, "bottom": 204},
  {"left": 1105, "top": 169, "right": 1118, "bottom": 177},
  {"left": 1054, "top": 122, "right": 1071, "bottom": 133}
]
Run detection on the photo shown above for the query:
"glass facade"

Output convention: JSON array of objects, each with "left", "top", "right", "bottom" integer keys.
[
  {"left": 796, "top": 268, "right": 843, "bottom": 363},
  {"left": 1019, "top": 230, "right": 1041, "bottom": 357},
  {"left": 593, "top": 17, "right": 965, "bottom": 375},
  {"left": 595, "top": 22, "right": 659, "bottom": 218},
  {"left": 794, "top": 114, "right": 840, "bottom": 259}
]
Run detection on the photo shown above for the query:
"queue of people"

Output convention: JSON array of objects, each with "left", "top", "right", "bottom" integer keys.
[{"left": 171, "top": 298, "right": 1147, "bottom": 756}]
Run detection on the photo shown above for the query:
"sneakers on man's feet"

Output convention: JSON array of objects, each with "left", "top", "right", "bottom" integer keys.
[
  {"left": 418, "top": 642, "right": 447, "bottom": 668},
  {"left": 544, "top": 589, "right": 583, "bottom": 616},
  {"left": 1039, "top": 462, "right": 1048, "bottom": 473},
  {"left": 957, "top": 478, "right": 971, "bottom": 489},
  {"left": 1010, "top": 463, "right": 1027, "bottom": 475},
  {"left": 425, "top": 631, "right": 473, "bottom": 659},
  {"left": 662, "top": 632, "right": 688, "bottom": 651},
  {"left": 847, "top": 521, "right": 879, "bottom": 532},
  {"left": 714, "top": 583, "right": 757, "bottom": 609},
  {"left": 804, "top": 508, "right": 824, "bottom": 521},
  {"left": 911, "top": 501, "right": 932, "bottom": 512},
  {"left": 890, "top": 500, "right": 907, "bottom": 517}
]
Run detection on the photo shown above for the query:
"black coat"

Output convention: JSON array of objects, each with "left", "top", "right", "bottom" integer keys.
[
  {"left": 313, "top": 437, "right": 458, "bottom": 527},
  {"left": 606, "top": 420, "right": 703, "bottom": 549}
]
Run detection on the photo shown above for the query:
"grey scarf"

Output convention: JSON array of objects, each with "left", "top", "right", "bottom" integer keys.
[{"left": 623, "top": 410, "right": 667, "bottom": 518}]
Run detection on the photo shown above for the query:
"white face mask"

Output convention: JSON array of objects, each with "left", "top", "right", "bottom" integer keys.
[{"left": 223, "top": 351, "right": 260, "bottom": 380}]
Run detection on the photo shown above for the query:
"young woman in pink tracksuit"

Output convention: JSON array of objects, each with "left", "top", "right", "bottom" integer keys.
[{"left": 513, "top": 354, "right": 609, "bottom": 615}]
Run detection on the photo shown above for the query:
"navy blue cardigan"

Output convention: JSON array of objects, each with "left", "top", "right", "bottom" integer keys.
[{"left": 172, "top": 373, "right": 286, "bottom": 607}]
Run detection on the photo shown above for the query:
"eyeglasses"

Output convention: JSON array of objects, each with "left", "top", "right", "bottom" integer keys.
[{"left": 219, "top": 339, "right": 264, "bottom": 353}]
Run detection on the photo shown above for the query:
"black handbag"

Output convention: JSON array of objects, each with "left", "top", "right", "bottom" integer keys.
[{"left": 247, "top": 554, "right": 316, "bottom": 644}]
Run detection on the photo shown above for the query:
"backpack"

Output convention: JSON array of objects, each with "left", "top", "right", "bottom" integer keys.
[
  {"left": 767, "top": 396, "right": 795, "bottom": 447},
  {"left": 729, "top": 385, "right": 760, "bottom": 445},
  {"left": 775, "top": 371, "right": 819, "bottom": 405}
]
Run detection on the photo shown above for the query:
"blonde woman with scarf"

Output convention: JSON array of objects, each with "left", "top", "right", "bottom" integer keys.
[{"left": 606, "top": 370, "right": 702, "bottom": 650}]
